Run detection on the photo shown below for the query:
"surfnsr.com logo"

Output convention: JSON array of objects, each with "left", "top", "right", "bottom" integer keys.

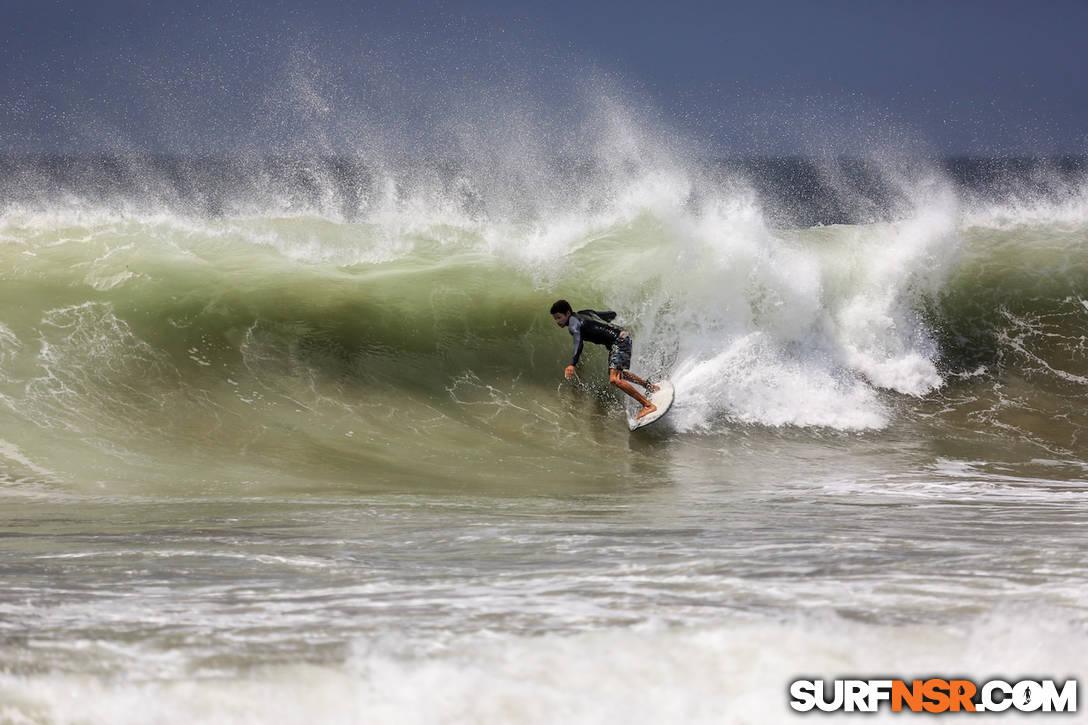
[{"left": 789, "top": 678, "right": 1077, "bottom": 713}]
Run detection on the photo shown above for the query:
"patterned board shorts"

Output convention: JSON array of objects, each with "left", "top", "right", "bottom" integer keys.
[{"left": 608, "top": 333, "right": 632, "bottom": 371}]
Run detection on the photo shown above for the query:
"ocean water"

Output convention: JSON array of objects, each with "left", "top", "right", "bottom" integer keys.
[{"left": 0, "top": 154, "right": 1086, "bottom": 723}]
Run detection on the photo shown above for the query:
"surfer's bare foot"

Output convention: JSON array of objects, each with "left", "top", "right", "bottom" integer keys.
[
  {"left": 636, "top": 403, "right": 657, "bottom": 420},
  {"left": 645, "top": 383, "right": 660, "bottom": 393}
]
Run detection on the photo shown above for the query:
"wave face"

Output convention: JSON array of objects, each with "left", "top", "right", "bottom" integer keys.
[
  {"left": 0, "top": 155, "right": 1086, "bottom": 493},
  {"left": 2, "top": 154, "right": 1087, "bottom": 725}
]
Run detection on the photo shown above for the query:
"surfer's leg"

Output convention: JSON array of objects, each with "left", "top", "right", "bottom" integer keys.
[
  {"left": 608, "top": 335, "right": 655, "bottom": 418},
  {"left": 610, "top": 369, "right": 656, "bottom": 417},
  {"left": 620, "top": 370, "right": 658, "bottom": 393}
]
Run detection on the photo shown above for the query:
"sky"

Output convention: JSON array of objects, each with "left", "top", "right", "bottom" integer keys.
[{"left": 2, "top": 0, "right": 1086, "bottom": 156}]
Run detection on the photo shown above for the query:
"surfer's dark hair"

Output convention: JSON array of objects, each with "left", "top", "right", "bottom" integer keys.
[{"left": 550, "top": 299, "right": 573, "bottom": 315}]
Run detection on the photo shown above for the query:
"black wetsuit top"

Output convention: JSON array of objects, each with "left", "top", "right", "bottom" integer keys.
[{"left": 567, "top": 309, "right": 622, "bottom": 366}]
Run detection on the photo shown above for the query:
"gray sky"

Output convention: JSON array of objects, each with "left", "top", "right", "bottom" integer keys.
[{"left": 3, "top": 0, "right": 1086, "bottom": 155}]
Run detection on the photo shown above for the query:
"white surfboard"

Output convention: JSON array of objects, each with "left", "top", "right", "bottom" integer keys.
[{"left": 628, "top": 380, "right": 674, "bottom": 431}]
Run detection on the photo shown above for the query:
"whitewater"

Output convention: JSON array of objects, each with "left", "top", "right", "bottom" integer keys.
[{"left": 1, "top": 150, "right": 1086, "bottom": 723}]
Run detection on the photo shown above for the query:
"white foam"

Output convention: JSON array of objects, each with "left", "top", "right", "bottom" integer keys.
[
  {"left": 610, "top": 181, "right": 960, "bottom": 431},
  {"left": 962, "top": 184, "right": 1088, "bottom": 229},
  {"left": 670, "top": 333, "right": 887, "bottom": 431},
  {"left": 1, "top": 612, "right": 1083, "bottom": 725}
]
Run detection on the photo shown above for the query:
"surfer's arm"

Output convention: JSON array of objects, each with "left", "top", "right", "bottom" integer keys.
[
  {"left": 569, "top": 335, "right": 584, "bottom": 367},
  {"left": 566, "top": 317, "right": 584, "bottom": 377},
  {"left": 577, "top": 308, "right": 617, "bottom": 323}
]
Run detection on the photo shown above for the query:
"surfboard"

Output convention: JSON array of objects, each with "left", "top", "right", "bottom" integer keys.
[{"left": 628, "top": 380, "right": 674, "bottom": 431}]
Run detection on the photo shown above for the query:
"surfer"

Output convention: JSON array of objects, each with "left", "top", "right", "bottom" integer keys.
[{"left": 550, "top": 299, "right": 660, "bottom": 421}]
